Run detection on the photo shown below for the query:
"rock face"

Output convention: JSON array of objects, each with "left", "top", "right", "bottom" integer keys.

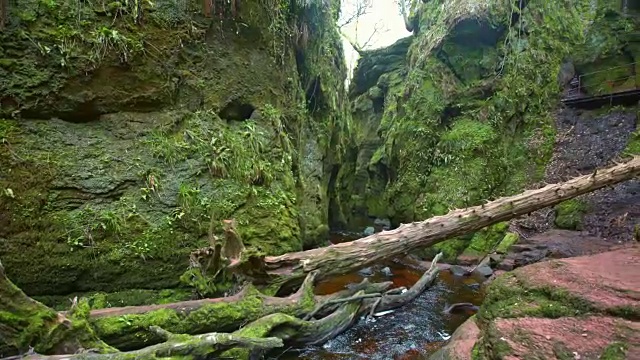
[
  {"left": 0, "top": 0, "right": 349, "bottom": 295},
  {"left": 436, "top": 246, "right": 640, "bottom": 360},
  {"left": 330, "top": 0, "right": 640, "bottom": 260}
]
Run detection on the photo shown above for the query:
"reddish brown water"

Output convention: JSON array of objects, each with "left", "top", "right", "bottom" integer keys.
[{"left": 276, "top": 257, "right": 486, "bottom": 360}]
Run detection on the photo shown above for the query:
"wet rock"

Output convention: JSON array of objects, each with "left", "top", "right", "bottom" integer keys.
[
  {"left": 358, "top": 267, "right": 374, "bottom": 277},
  {"left": 428, "top": 318, "right": 480, "bottom": 360},
  {"left": 477, "top": 247, "right": 640, "bottom": 359},
  {"left": 374, "top": 218, "right": 391, "bottom": 230},
  {"left": 456, "top": 253, "right": 483, "bottom": 266},
  {"left": 558, "top": 61, "right": 576, "bottom": 88},
  {"left": 248, "top": 109, "right": 262, "bottom": 120},
  {"left": 508, "top": 244, "right": 540, "bottom": 253},
  {"left": 492, "top": 230, "right": 617, "bottom": 271},
  {"left": 473, "top": 264, "right": 493, "bottom": 278},
  {"left": 465, "top": 283, "right": 481, "bottom": 291},
  {"left": 380, "top": 266, "right": 393, "bottom": 277},
  {"left": 363, "top": 226, "right": 375, "bottom": 236},
  {"left": 497, "top": 259, "right": 514, "bottom": 271},
  {"left": 489, "top": 253, "right": 504, "bottom": 266},
  {"left": 449, "top": 265, "right": 468, "bottom": 277}
]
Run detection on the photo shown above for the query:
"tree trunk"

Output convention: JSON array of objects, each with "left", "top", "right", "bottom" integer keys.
[{"left": 245, "top": 156, "right": 640, "bottom": 284}]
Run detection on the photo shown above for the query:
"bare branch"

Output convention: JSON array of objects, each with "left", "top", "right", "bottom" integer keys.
[
  {"left": 359, "top": 21, "right": 388, "bottom": 49},
  {"left": 339, "top": 0, "right": 373, "bottom": 28}
]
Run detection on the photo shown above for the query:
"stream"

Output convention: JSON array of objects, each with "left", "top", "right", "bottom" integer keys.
[{"left": 275, "top": 233, "right": 487, "bottom": 360}]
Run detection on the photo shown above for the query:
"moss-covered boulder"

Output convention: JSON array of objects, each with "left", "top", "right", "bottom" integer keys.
[
  {"left": 554, "top": 199, "right": 588, "bottom": 230},
  {"left": 0, "top": 0, "right": 349, "bottom": 296}
]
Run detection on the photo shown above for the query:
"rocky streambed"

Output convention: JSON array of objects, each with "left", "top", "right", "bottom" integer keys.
[
  {"left": 278, "top": 228, "right": 639, "bottom": 360},
  {"left": 278, "top": 262, "right": 488, "bottom": 360}
]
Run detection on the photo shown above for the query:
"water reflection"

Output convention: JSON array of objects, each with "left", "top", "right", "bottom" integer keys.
[{"left": 276, "top": 262, "right": 486, "bottom": 360}]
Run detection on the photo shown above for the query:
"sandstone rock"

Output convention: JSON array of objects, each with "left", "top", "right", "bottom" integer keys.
[
  {"left": 429, "top": 317, "right": 480, "bottom": 360},
  {"left": 472, "top": 246, "right": 640, "bottom": 359}
]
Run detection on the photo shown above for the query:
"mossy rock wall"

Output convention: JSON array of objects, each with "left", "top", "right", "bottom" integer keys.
[
  {"left": 330, "top": 0, "right": 639, "bottom": 256},
  {"left": 0, "top": 0, "right": 349, "bottom": 295}
]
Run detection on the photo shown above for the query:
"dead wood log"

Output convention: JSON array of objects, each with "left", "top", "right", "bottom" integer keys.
[
  {"left": 246, "top": 156, "right": 640, "bottom": 284},
  {"left": 7, "top": 296, "right": 366, "bottom": 360},
  {"left": 85, "top": 271, "right": 319, "bottom": 351},
  {"left": 443, "top": 303, "right": 479, "bottom": 314}
]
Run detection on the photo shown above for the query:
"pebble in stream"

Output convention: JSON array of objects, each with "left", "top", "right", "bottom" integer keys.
[{"left": 276, "top": 266, "right": 486, "bottom": 360}]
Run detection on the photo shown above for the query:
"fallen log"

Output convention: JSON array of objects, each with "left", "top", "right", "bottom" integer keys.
[
  {"left": 250, "top": 156, "right": 640, "bottom": 284},
  {"left": 0, "top": 264, "right": 391, "bottom": 353},
  {"left": 3, "top": 256, "right": 444, "bottom": 360}
]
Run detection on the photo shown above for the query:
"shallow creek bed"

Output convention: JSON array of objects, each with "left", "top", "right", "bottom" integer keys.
[{"left": 277, "top": 262, "right": 487, "bottom": 360}]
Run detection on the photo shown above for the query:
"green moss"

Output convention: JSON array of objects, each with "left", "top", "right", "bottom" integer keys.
[
  {"left": 335, "top": 0, "right": 632, "bottom": 234},
  {"left": 483, "top": 322, "right": 513, "bottom": 358},
  {"left": 1, "top": 0, "right": 349, "bottom": 296},
  {"left": 552, "top": 342, "right": 577, "bottom": 360},
  {"left": 495, "top": 232, "right": 519, "bottom": 254},
  {"left": 0, "top": 263, "right": 113, "bottom": 355},
  {"left": 600, "top": 342, "right": 628, "bottom": 360},
  {"left": 607, "top": 305, "right": 640, "bottom": 320},
  {"left": 554, "top": 199, "right": 588, "bottom": 230},
  {"left": 478, "top": 272, "right": 596, "bottom": 322},
  {"left": 461, "top": 222, "right": 509, "bottom": 257},
  {"left": 579, "top": 54, "right": 637, "bottom": 96},
  {"left": 34, "top": 289, "right": 193, "bottom": 311},
  {"left": 91, "top": 283, "right": 316, "bottom": 350},
  {"left": 422, "top": 238, "right": 469, "bottom": 262}
]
